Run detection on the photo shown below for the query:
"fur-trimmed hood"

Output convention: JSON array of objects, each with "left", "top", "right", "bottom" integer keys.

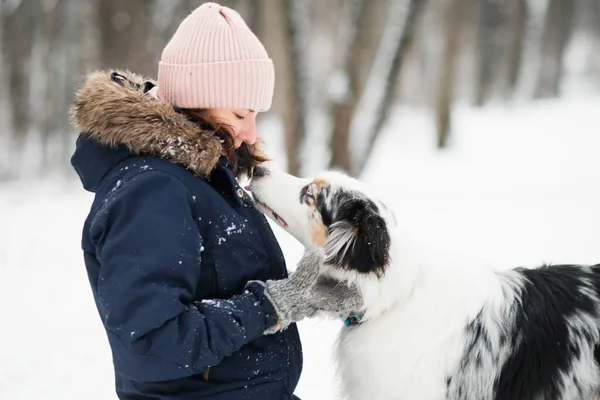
[{"left": 69, "top": 70, "right": 223, "bottom": 179}]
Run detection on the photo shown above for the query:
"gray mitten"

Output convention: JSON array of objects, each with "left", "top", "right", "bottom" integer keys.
[
  {"left": 310, "top": 276, "right": 364, "bottom": 315},
  {"left": 254, "top": 248, "right": 364, "bottom": 334},
  {"left": 260, "top": 248, "right": 323, "bottom": 333}
]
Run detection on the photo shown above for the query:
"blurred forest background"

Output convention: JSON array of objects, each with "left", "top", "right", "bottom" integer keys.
[{"left": 0, "top": 0, "right": 599, "bottom": 181}]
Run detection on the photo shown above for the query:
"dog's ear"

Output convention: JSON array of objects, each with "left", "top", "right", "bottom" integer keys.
[{"left": 324, "top": 196, "right": 391, "bottom": 276}]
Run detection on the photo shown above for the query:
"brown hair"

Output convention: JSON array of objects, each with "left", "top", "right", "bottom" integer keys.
[{"left": 181, "top": 108, "right": 269, "bottom": 177}]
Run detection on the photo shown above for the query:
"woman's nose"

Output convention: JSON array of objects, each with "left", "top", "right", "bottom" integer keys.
[{"left": 238, "top": 121, "right": 257, "bottom": 145}]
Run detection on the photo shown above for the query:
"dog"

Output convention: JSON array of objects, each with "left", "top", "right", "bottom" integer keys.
[{"left": 248, "top": 164, "right": 600, "bottom": 400}]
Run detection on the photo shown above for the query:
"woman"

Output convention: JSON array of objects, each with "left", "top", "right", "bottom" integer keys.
[{"left": 69, "top": 3, "right": 360, "bottom": 399}]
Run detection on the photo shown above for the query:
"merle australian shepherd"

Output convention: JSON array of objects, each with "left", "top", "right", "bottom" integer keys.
[{"left": 248, "top": 164, "right": 600, "bottom": 400}]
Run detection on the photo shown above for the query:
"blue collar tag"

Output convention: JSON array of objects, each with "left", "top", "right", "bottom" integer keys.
[{"left": 343, "top": 313, "right": 363, "bottom": 326}]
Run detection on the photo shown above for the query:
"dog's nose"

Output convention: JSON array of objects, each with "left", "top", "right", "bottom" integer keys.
[{"left": 252, "top": 166, "right": 268, "bottom": 178}]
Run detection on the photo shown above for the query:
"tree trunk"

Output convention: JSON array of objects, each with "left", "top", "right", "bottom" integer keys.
[
  {"left": 592, "top": 0, "right": 600, "bottom": 84},
  {"left": 435, "top": 0, "right": 467, "bottom": 149},
  {"left": 1, "top": 1, "right": 37, "bottom": 178},
  {"left": 330, "top": 99, "right": 355, "bottom": 173},
  {"left": 474, "top": 0, "right": 507, "bottom": 106},
  {"left": 579, "top": 0, "right": 600, "bottom": 83},
  {"left": 533, "top": 0, "right": 575, "bottom": 99},
  {"left": 2, "top": 1, "right": 34, "bottom": 138},
  {"left": 501, "top": 0, "right": 528, "bottom": 99},
  {"left": 329, "top": 0, "right": 364, "bottom": 173},
  {"left": 151, "top": 0, "right": 194, "bottom": 53},
  {"left": 0, "top": 0, "right": 10, "bottom": 179},
  {"left": 329, "top": 0, "right": 390, "bottom": 173},
  {"left": 97, "top": 0, "right": 155, "bottom": 77},
  {"left": 53, "top": 0, "right": 102, "bottom": 177},
  {"left": 235, "top": 0, "right": 262, "bottom": 38},
  {"left": 281, "top": 0, "right": 309, "bottom": 176},
  {"left": 356, "top": 0, "right": 428, "bottom": 175},
  {"left": 37, "top": 0, "right": 65, "bottom": 173}
]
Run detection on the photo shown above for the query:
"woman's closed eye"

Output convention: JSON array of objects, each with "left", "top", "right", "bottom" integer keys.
[{"left": 232, "top": 109, "right": 255, "bottom": 120}]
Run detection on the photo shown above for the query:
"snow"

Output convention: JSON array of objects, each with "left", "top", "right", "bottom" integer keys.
[
  {"left": 225, "top": 223, "right": 244, "bottom": 235},
  {"left": 2, "top": 96, "right": 600, "bottom": 399}
]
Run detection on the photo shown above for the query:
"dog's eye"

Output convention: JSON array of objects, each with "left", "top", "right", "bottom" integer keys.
[{"left": 300, "top": 184, "right": 314, "bottom": 202}]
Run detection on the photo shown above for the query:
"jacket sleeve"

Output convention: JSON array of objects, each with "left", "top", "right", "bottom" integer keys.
[{"left": 90, "top": 170, "right": 279, "bottom": 382}]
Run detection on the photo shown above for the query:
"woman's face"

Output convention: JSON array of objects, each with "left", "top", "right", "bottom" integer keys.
[{"left": 209, "top": 108, "right": 257, "bottom": 148}]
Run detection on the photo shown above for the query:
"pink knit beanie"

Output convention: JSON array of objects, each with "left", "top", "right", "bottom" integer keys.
[{"left": 157, "top": 2, "right": 274, "bottom": 111}]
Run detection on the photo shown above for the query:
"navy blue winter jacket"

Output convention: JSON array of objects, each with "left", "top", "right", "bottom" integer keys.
[{"left": 69, "top": 71, "right": 302, "bottom": 399}]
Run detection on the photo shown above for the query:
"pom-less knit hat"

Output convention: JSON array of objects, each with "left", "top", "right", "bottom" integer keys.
[{"left": 157, "top": 2, "right": 274, "bottom": 111}]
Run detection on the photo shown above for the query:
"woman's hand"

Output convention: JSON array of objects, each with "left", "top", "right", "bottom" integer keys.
[{"left": 249, "top": 248, "right": 364, "bottom": 334}]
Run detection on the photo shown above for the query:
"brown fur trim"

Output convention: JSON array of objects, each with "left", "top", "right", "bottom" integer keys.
[{"left": 68, "top": 70, "right": 222, "bottom": 177}]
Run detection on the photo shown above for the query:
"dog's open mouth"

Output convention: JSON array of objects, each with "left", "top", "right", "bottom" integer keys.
[{"left": 249, "top": 192, "right": 289, "bottom": 228}]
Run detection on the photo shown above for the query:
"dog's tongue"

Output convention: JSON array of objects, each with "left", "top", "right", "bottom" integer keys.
[{"left": 244, "top": 185, "right": 251, "bottom": 191}]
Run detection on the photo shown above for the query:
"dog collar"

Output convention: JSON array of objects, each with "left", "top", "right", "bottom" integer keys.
[{"left": 343, "top": 313, "right": 363, "bottom": 326}]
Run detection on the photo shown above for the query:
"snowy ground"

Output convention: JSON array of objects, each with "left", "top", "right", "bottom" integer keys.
[{"left": 1, "top": 96, "right": 600, "bottom": 399}]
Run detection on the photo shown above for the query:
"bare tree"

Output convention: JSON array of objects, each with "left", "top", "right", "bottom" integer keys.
[
  {"left": 591, "top": 0, "right": 600, "bottom": 84},
  {"left": 329, "top": 0, "right": 390, "bottom": 172},
  {"left": 533, "top": 0, "right": 575, "bottom": 99},
  {"left": 279, "top": 0, "right": 309, "bottom": 176},
  {"left": 475, "top": 0, "right": 507, "bottom": 106},
  {"left": 54, "top": 0, "right": 102, "bottom": 177},
  {"left": 356, "top": 0, "right": 428, "bottom": 175},
  {"left": 97, "top": 0, "right": 156, "bottom": 77},
  {"left": 151, "top": 0, "right": 195, "bottom": 54},
  {"left": 577, "top": 0, "right": 600, "bottom": 85},
  {"left": 234, "top": 0, "right": 262, "bottom": 37},
  {"left": 1, "top": 1, "right": 34, "bottom": 139},
  {"left": 37, "top": 0, "right": 64, "bottom": 172},
  {"left": 0, "top": 0, "right": 11, "bottom": 179},
  {"left": 500, "top": 0, "right": 528, "bottom": 99},
  {"left": 2, "top": 0, "right": 600, "bottom": 181},
  {"left": 435, "top": 0, "right": 469, "bottom": 148}
]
